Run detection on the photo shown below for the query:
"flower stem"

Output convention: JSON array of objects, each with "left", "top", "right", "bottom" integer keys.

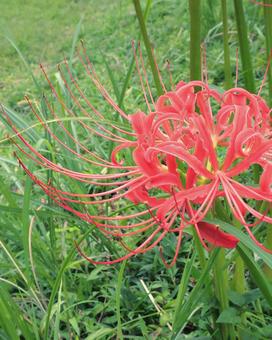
[
  {"left": 232, "top": 253, "right": 246, "bottom": 293},
  {"left": 221, "top": 0, "right": 232, "bottom": 89},
  {"left": 232, "top": 221, "right": 246, "bottom": 295},
  {"left": 213, "top": 248, "right": 236, "bottom": 340},
  {"left": 193, "top": 228, "right": 207, "bottom": 269},
  {"left": 133, "top": 0, "right": 164, "bottom": 96},
  {"left": 189, "top": 0, "right": 202, "bottom": 81},
  {"left": 233, "top": 0, "right": 255, "bottom": 92}
]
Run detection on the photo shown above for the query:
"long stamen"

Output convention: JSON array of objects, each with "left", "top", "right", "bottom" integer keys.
[
  {"left": 138, "top": 41, "right": 155, "bottom": 107},
  {"left": 132, "top": 41, "right": 152, "bottom": 111},
  {"left": 26, "top": 96, "right": 129, "bottom": 168},
  {"left": 258, "top": 48, "right": 272, "bottom": 96},
  {"left": 78, "top": 45, "right": 129, "bottom": 121},
  {"left": 150, "top": 45, "right": 167, "bottom": 93},
  {"left": 60, "top": 61, "right": 135, "bottom": 137}
]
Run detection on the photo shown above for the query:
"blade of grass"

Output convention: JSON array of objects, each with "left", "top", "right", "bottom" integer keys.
[
  {"left": 0, "top": 238, "right": 44, "bottom": 311},
  {"left": 172, "top": 248, "right": 220, "bottom": 337},
  {"left": 21, "top": 163, "right": 33, "bottom": 273},
  {"left": 101, "top": 52, "right": 121, "bottom": 102},
  {"left": 237, "top": 244, "right": 272, "bottom": 308},
  {"left": 43, "top": 228, "right": 93, "bottom": 340},
  {"left": 1, "top": 105, "right": 39, "bottom": 143},
  {"left": 116, "top": 260, "right": 127, "bottom": 340},
  {"left": 0, "top": 175, "right": 18, "bottom": 208},
  {"left": 5, "top": 36, "right": 40, "bottom": 91},
  {"left": 53, "top": 280, "right": 63, "bottom": 340},
  {"left": 173, "top": 251, "right": 196, "bottom": 328},
  {"left": 0, "top": 286, "right": 35, "bottom": 340},
  {"left": 69, "top": 15, "right": 84, "bottom": 65},
  {"left": 233, "top": 0, "right": 255, "bottom": 92}
]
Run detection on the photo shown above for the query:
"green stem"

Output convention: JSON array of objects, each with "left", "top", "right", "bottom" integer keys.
[
  {"left": 133, "top": 0, "right": 163, "bottom": 96},
  {"left": 232, "top": 255, "right": 246, "bottom": 294},
  {"left": 232, "top": 221, "right": 246, "bottom": 295},
  {"left": 229, "top": 219, "right": 247, "bottom": 335},
  {"left": 233, "top": 0, "right": 255, "bottom": 92},
  {"left": 264, "top": 0, "right": 272, "bottom": 106},
  {"left": 119, "top": 0, "right": 152, "bottom": 109},
  {"left": 189, "top": 0, "right": 202, "bottom": 81},
  {"left": 221, "top": 0, "right": 232, "bottom": 89},
  {"left": 192, "top": 228, "right": 207, "bottom": 269},
  {"left": 263, "top": 223, "right": 272, "bottom": 281},
  {"left": 213, "top": 248, "right": 236, "bottom": 340}
]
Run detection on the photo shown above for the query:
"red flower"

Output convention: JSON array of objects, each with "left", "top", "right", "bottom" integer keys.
[{"left": 5, "top": 48, "right": 272, "bottom": 267}]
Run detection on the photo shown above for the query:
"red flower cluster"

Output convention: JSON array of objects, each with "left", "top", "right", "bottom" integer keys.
[{"left": 6, "top": 51, "right": 272, "bottom": 267}]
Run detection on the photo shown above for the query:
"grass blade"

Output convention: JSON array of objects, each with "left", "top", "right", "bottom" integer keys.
[
  {"left": 172, "top": 248, "right": 220, "bottom": 337},
  {"left": 69, "top": 16, "right": 84, "bottom": 65},
  {"left": 116, "top": 260, "right": 127, "bottom": 340},
  {"left": 101, "top": 52, "right": 120, "bottom": 102},
  {"left": 22, "top": 163, "right": 33, "bottom": 271},
  {"left": 173, "top": 251, "right": 196, "bottom": 328},
  {"left": 43, "top": 229, "right": 93, "bottom": 340},
  {"left": 0, "top": 285, "right": 35, "bottom": 340},
  {"left": 237, "top": 244, "right": 272, "bottom": 308},
  {"left": 5, "top": 36, "right": 40, "bottom": 91}
]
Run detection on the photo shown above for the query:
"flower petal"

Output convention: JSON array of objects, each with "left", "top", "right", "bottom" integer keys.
[{"left": 198, "top": 222, "right": 239, "bottom": 249}]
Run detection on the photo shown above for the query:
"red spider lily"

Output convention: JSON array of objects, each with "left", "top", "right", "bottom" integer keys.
[{"left": 4, "top": 46, "right": 272, "bottom": 267}]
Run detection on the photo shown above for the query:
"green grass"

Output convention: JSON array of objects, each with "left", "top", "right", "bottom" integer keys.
[{"left": 1, "top": 0, "right": 272, "bottom": 339}]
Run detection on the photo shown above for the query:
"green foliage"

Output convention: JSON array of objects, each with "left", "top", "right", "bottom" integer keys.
[{"left": 1, "top": 0, "right": 272, "bottom": 339}]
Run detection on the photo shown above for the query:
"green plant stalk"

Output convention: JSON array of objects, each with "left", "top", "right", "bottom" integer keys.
[
  {"left": 119, "top": 0, "right": 152, "bottom": 109},
  {"left": 232, "top": 254, "right": 246, "bottom": 293},
  {"left": 264, "top": 0, "right": 272, "bottom": 106},
  {"left": 189, "top": 0, "right": 201, "bottom": 81},
  {"left": 173, "top": 251, "right": 196, "bottom": 327},
  {"left": 213, "top": 248, "right": 236, "bottom": 340},
  {"left": 263, "top": 223, "right": 272, "bottom": 281},
  {"left": 232, "top": 221, "right": 246, "bottom": 295},
  {"left": 233, "top": 0, "right": 259, "bottom": 180},
  {"left": 133, "top": 0, "right": 164, "bottom": 96},
  {"left": 221, "top": 0, "right": 232, "bottom": 89},
  {"left": 192, "top": 228, "right": 207, "bottom": 269},
  {"left": 116, "top": 260, "right": 127, "bottom": 340},
  {"left": 233, "top": 0, "right": 255, "bottom": 92},
  {"left": 231, "top": 246, "right": 247, "bottom": 333}
]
